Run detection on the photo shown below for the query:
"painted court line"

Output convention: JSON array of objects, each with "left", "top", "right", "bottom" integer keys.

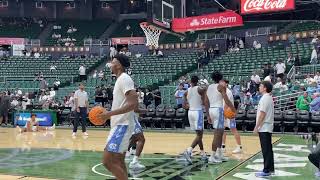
[
  {"left": 91, "top": 163, "right": 143, "bottom": 180},
  {"left": 216, "top": 137, "right": 283, "bottom": 180}
]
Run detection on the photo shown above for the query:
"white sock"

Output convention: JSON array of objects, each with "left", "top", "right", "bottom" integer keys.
[
  {"left": 132, "top": 155, "right": 139, "bottom": 163},
  {"left": 187, "top": 147, "right": 193, "bottom": 153},
  {"left": 216, "top": 148, "right": 221, "bottom": 157},
  {"left": 200, "top": 150, "right": 205, "bottom": 156}
]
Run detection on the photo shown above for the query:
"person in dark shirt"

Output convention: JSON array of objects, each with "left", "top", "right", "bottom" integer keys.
[
  {"left": 144, "top": 89, "right": 154, "bottom": 107},
  {"left": 263, "top": 64, "right": 271, "bottom": 78},
  {"left": 153, "top": 89, "right": 162, "bottom": 107},
  {"left": 0, "top": 92, "right": 10, "bottom": 126},
  {"left": 95, "top": 86, "right": 103, "bottom": 106}
]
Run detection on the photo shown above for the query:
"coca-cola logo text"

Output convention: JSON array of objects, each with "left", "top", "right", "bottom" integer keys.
[{"left": 241, "top": 0, "right": 295, "bottom": 14}]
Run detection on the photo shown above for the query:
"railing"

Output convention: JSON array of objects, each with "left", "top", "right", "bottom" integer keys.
[
  {"left": 0, "top": 76, "right": 76, "bottom": 84},
  {"left": 295, "top": 64, "right": 320, "bottom": 77},
  {"left": 287, "top": 65, "right": 296, "bottom": 81},
  {"left": 274, "top": 90, "right": 303, "bottom": 111}
]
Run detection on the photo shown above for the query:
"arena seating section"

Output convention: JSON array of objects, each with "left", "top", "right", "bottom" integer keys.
[
  {"left": 45, "top": 20, "right": 112, "bottom": 46},
  {"left": 0, "top": 56, "right": 104, "bottom": 91},
  {"left": 283, "top": 21, "right": 320, "bottom": 33},
  {"left": 0, "top": 18, "right": 43, "bottom": 39},
  {"left": 111, "top": 19, "right": 145, "bottom": 38}
]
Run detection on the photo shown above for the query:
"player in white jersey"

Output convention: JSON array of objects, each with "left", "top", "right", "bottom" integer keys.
[
  {"left": 182, "top": 76, "right": 207, "bottom": 164},
  {"left": 204, "top": 71, "right": 236, "bottom": 164},
  {"left": 17, "top": 113, "right": 55, "bottom": 133},
  {"left": 221, "top": 79, "right": 242, "bottom": 154},
  {"left": 98, "top": 54, "right": 138, "bottom": 180}
]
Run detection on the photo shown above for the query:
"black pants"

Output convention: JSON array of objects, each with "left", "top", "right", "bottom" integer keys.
[
  {"left": 259, "top": 132, "right": 275, "bottom": 173},
  {"left": 73, "top": 107, "right": 87, "bottom": 133},
  {"left": 308, "top": 143, "right": 320, "bottom": 169}
]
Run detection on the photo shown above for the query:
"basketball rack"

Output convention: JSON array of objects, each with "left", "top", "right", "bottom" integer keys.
[{"left": 140, "top": 21, "right": 185, "bottom": 49}]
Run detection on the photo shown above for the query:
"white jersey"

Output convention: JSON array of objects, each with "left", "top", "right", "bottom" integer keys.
[
  {"left": 111, "top": 73, "right": 135, "bottom": 128},
  {"left": 223, "top": 88, "right": 234, "bottom": 107},
  {"left": 187, "top": 86, "right": 202, "bottom": 110},
  {"left": 24, "top": 119, "right": 38, "bottom": 128},
  {"left": 207, "top": 83, "right": 223, "bottom": 108}
]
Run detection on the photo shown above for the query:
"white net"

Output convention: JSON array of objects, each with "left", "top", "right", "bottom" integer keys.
[{"left": 140, "top": 22, "right": 162, "bottom": 49}]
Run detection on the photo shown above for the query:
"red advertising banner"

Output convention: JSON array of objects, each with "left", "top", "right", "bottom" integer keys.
[
  {"left": 171, "top": 11, "right": 243, "bottom": 33},
  {"left": 241, "top": 0, "right": 295, "bottom": 14},
  {"left": 111, "top": 37, "right": 145, "bottom": 45},
  {"left": 0, "top": 38, "right": 25, "bottom": 45}
]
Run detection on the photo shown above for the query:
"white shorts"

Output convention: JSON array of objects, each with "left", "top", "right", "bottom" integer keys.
[
  {"left": 209, "top": 107, "right": 224, "bottom": 129},
  {"left": 224, "top": 118, "right": 237, "bottom": 129},
  {"left": 188, "top": 110, "right": 204, "bottom": 131},
  {"left": 105, "top": 124, "right": 134, "bottom": 153}
]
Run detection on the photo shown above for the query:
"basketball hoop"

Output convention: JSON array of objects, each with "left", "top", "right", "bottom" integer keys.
[{"left": 140, "top": 22, "right": 162, "bottom": 49}]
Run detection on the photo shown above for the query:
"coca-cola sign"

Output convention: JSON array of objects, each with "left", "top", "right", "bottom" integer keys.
[
  {"left": 172, "top": 11, "right": 243, "bottom": 33},
  {"left": 241, "top": 0, "right": 295, "bottom": 14}
]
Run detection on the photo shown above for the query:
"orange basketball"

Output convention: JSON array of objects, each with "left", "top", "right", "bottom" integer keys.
[
  {"left": 224, "top": 107, "right": 236, "bottom": 119},
  {"left": 89, "top": 106, "right": 108, "bottom": 126}
]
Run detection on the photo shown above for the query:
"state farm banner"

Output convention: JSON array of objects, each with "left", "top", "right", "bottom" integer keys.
[
  {"left": 111, "top": 37, "right": 145, "bottom": 45},
  {"left": 171, "top": 11, "right": 243, "bottom": 33},
  {"left": 241, "top": 0, "right": 295, "bottom": 14},
  {"left": 0, "top": 37, "right": 25, "bottom": 45}
]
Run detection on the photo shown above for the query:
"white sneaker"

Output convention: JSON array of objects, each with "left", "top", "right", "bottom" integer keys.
[
  {"left": 72, "top": 132, "right": 76, "bottom": 137},
  {"left": 129, "top": 161, "right": 145, "bottom": 170},
  {"left": 83, "top": 132, "right": 89, "bottom": 136},
  {"left": 220, "top": 154, "right": 229, "bottom": 162},
  {"left": 208, "top": 156, "right": 222, "bottom": 164},
  {"left": 48, "top": 124, "right": 55, "bottom": 131},
  {"left": 221, "top": 147, "right": 226, "bottom": 153},
  {"left": 130, "top": 148, "right": 136, "bottom": 155},
  {"left": 232, "top": 146, "right": 242, "bottom": 154}
]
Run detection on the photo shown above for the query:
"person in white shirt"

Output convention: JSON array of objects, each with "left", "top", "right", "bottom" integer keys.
[
  {"left": 73, "top": 83, "right": 89, "bottom": 136},
  {"left": 157, "top": 50, "right": 164, "bottom": 57},
  {"left": 109, "top": 46, "right": 117, "bottom": 59},
  {"left": 65, "top": 92, "right": 76, "bottom": 112},
  {"left": 275, "top": 60, "right": 286, "bottom": 79},
  {"left": 311, "top": 36, "right": 319, "bottom": 44},
  {"left": 221, "top": 79, "right": 242, "bottom": 154},
  {"left": 256, "top": 42, "right": 262, "bottom": 49},
  {"left": 79, "top": 64, "right": 86, "bottom": 81},
  {"left": 26, "top": 52, "right": 31, "bottom": 57},
  {"left": 98, "top": 70, "right": 104, "bottom": 79},
  {"left": 254, "top": 81, "right": 275, "bottom": 177},
  {"left": 205, "top": 71, "right": 236, "bottom": 164},
  {"left": 17, "top": 113, "right": 55, "bottom": 133},
  {"left": 50, "top": 64, "right": 57, "bottom": 72},
  {"left": 97, "top": 54, "right": 138, "bottom": 179},
  {"left": 239, "top": 39, "right": 244, "bottom": 49},
  {"left": 34, "top": 52, "right": 40, "bottom": 58},
  {"left": 305, "top": 74, "right": 314, "bottom": 85},
  {"left": 49, "top": 88, "right": 56, "bottom": 99},
  {"left": 137, "top": 89, "right": 144, "bottom": 104},
  {"left": 251, "top": 72, "right": 261, "bottom": 84},
  {"left": 311, "top": 47, "right": 318, "bottom": 65},
  {"left": 253, "top": 41, "right": 257, "bottom": 49},
  {"left": 182, "top": 76, "right": 208, "bottom": 163},
  {"left": 92, "top": 70, "right": 97, "bottom": 78},
  {"left": 314, "top": 72, "right": 320, "bottom": 84}
]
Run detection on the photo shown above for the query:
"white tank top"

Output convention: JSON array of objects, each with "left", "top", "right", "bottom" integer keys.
[
  {"left": 187, "top": 86, "right": 202, "bottom": 111},
  {"left": 207, "top": 84, "right": 223, "bottom": 108}
]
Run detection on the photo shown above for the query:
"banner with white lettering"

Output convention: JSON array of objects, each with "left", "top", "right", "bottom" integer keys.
[
  {"left": 241, "top": 0, "right": 295, "bottom": 14},
  {"left": 171, "top": 11, "right": 243, "bottom": 33}
]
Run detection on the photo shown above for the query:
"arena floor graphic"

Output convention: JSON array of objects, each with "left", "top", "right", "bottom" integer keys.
[{"left": 0, "top": 128, "right": 316, "bottom": 179}]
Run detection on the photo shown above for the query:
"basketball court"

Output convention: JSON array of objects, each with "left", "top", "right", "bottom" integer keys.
[{"left": 0, "top": 128, "right": 316, "bottom": 180}]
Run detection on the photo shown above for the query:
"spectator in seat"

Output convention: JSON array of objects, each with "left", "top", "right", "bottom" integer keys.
[
  {"left": 307, "top": 81, "right": 318, "bottom": 95},
  {"left": 157, "top": 50, "right": 164, "bottom": 58},
  {"left": 153, "top": 89, "right": 162, "bottom": 107},
  {"left": 296, "top": 91, "right": 312, "bottom": 111},
  {"left": 144, "top": 89, "right": 153, "bottom": 107},
  {"left": 310, "top": 47, "right": 318, "bottom": 65},
  {"left": 214, "top": 44, "right": 220, "bottom": 55},
  {"left": 92, "top": 70, "right": 97, "bottom": 78},
  {"left": 311, "top": 35, "right": 319, "bottom": 45},
  {"left": 314, "top": 72, "right": 320, "bottom": 84},
  {"left": 287, "top": 53, "right": 295, "bottom": 66},
  {"left": 137, "top": 88, "right": 145, "bottom": 104},
  {"left": 310, "top": 93, "right": 320, "bottom": 112},
  {"left": 34, "top": 52, "right": 40, "bottom": 58},
  {"left": 50, "top": 63, "right": 57, "bottom": 72},
  {"left": 263, "top": 64, "right": 271, "bottom": 78},
  {"left": 275, "top": 60, "right": 286, "bottom": 79},
  {"left": 79, "top": 64, "right": 86, "bottom": 81},
  {"left": 239, "top": 38, "right": 244, "bottom": 49},
  {"left": 305, "top": 74, "right": 315, "bottom": 85},
  {"left": 98, "top": 70, "right": 104, "bottom": 80},
  {"left": 175, "top": 84, "right": 186, "bottom": 109},
  {"left": 294, "top": 54, "right": 302, "bottom": 67}
]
